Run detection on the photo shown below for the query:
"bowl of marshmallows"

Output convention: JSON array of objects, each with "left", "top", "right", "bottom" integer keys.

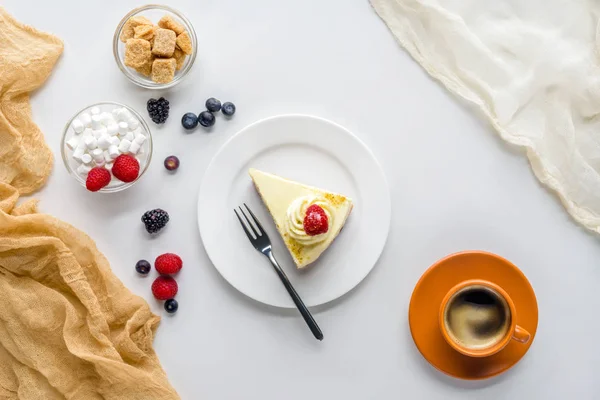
[{"left": 60, "top": 101, "right": 153, "bottom": 193}]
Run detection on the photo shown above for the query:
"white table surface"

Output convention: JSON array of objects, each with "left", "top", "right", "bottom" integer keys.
[{"left": 6, "top": 0, "right": 600, "bottom": 398}]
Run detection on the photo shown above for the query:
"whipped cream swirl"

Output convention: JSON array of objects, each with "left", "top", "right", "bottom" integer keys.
[{"left": 285, "top": 195, "right": 334, "bottom": 245}]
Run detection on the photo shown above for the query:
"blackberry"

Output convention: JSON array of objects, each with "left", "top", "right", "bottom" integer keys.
[
  {"left": 141, "top": 209, "right": 170, "bottom": 234},
  {"left": 147, "top": 97, "right": 170, "bottom": 124},
  {"left": 205, "top": 98, "right": 222, "bottom": 113},
  {"left": 164, "top": 299, "right": 178, "bottom": 314}
]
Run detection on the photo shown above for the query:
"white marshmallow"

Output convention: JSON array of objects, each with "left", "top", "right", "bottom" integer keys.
[
  {"left": 118, "top": 121, "right": 129, "bottom": 133},
  {"left": 92, "top": 128, "right": 107, "bottom": 138},
  {"left": 81, "top": 153, "right": 93, "bottom": 165},
  {"left": 91, "top": 115, "right": 103, "bottom": 129},
  {"left": 71, "top": 119, "right": 84, "bottom": 134},
  {"left": 97, "top": 135, "right": 111, "bottom": 150},
  {"left": 82, "top": 128, "right": 93, "bottom": 138},
  {"left": 116, "top": 108, "right": 132, "bottom": 122},
  {"left": 77, "top": 164, "right": 92, "bottom": 175},
  {"left": 137, "top": 146, "right": 145, "bottom": 155},
  {"left": 107, "top": 123, "right": 119, "bottom": 136},
  {"left": 100, "top": 112, "right": 113, "bottom": 126},
  {"left": 105, "top": 162, "right": 113, "bottom": 172},
  {"left": 108, "top": 145, "right": 120, "bottom": 158},
  {"left": 109, "top": 136, "right": 120, "bottom": 146},
  {"left": 111, "top": 108, "right": 120, "bottom": 119},
  {"left": 84, "top": 136, "right": 97, "bottom": 150},
  {"left": 95, "top": 159, "right": 105, "bottom": 167},
  {"left": 118, "top": 139, "right": 131, "bottom": 153},
  {"left": 90, "top": 106, "right": 101, "bottom": 115},
  {"left": 66, "top": 136, "right": 79, "bottom": 150},
  {"left": 91, "top": 148, "right": 104, "bottom": 162},
  {"left": 128, "top": 118, "right": 140, "bottom": 130},
  {"left": 103, "top": 150, "right": 113, "bottom": 163},
  {"left": 124, "top": 132, "right": 134, "bottom": 142},
  {"left": 133, "top": 133, "right": 146, "bottom": 144},
  {"left": 72, "top": 148, "right": 85, "bottom": 162},
  {"left": 129, "top": 140, "right": 141, "bottom": 154},
  {"left": 80, "top": 113, "right": 92, "bottom": 127},
  {"left": 76, "top": 137, "right": 87, "bottom": 149}
]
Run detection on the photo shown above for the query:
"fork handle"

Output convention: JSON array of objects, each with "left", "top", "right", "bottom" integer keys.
[{"left": 267, "top": 252, "right": 323, "bottom": 341}]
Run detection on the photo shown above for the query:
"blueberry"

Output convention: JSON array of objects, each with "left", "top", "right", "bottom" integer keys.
[
  {"left": 205, "top": 98, "right": 221, "bottom": 113},
  {"left": 198, "top": 111, "right": 215, "bottom": 127},
  {"left": 135, "top": 260, "right": 151, "bottom": 275},
  {"left": 164, "top": 155, "right": 180, "bottom": 171},
  {"left": 222, "top": 102, "right": 236, "bottom": 116},
  {"left": 164, "top": 299, "right": 178, "bottom": 313},
  {"left": 181, "top": 112, "right": 198, "bottom": 130}
]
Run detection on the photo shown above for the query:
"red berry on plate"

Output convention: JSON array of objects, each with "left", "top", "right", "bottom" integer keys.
[
  {"left": 151, "top": 276, "right": 178, "bottom": 300},
  {"left": 303, "top": 204, "right": 329, "bottom": 236},
  {"left": 112, "top": 154, "right": 140, "bottom": 183},
  {"left": 155, "top": 253, "right": 183, "bottom": 275},
  {"left": 86, "top": 167, "right": 111, "bottom": 192}
]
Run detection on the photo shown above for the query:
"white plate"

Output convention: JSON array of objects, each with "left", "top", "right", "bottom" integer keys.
[{"left": 198, "top": 115, "right": 391, "bottom": 308}]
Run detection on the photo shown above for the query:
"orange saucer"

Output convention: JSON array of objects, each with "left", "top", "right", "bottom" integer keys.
[{"left": 409, "top": 251, "right": 538, "bottom": 380}]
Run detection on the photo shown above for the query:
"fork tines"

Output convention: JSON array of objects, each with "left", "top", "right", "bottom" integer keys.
[{"left": 234, "top": 203, "right": 268, "bottom": 243}]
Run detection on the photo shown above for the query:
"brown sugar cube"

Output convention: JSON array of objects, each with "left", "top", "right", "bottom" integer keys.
[
  {"left": 152, "top": 28, "right": 176, "bottom": 57},
  {"left": 135, "top": 55, "right": 155, "bottom": 77},
  {"left": 124, "top": 39, "right": 151, "bottom": 68},
  {"left": 173, "top": 48, "right": 186, "bottom": 71},
  {"left": 134, "top": 24, "right": 156, "bottom": 41},
  {"left": 175, "top": 32, "right": 193, "bottom": 55},
  {"left": 119, "top": 16, "right": 153, "bottom": 43},
  {"left": 158, "top": 15, "right": 185, "bottom": 35},
  {"left": 151, "top": 58, "right": 176, "bottom": 83}
]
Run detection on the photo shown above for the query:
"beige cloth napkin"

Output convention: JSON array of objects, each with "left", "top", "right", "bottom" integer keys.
[
  {"left": 0, "top": 7, "right": 179, "bottom": 399},
  {"left": 371, "top": 0, "right": 600, "bottom": 234}
]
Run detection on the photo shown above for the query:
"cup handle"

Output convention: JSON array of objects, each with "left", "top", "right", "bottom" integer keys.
[{"left": 512, "top": 325, "right": 531, "bottom": 344}]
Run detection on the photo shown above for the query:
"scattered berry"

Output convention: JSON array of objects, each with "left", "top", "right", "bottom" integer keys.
[
  {"left": 205, "top": 98, "right": 222, "bottom": 113},
  {"left": 164, "top": 299, "right": 179, "bottom": 313},
  {"left": 164, "top": 155, "right": 180, "bottom": 171},
  {"left": 198, "top": 111, "right": 215, "bottom": 127},
  {"left": 303, "top": 204, "right": 329, "bottom": 236},
  {"left": 147, "top": 97, "right": 170, "bottom": 124},
  {"left": 155, "top": 253, "right": 183, "bottom": 275},
  {"left": 85, "top": 167, "right": 111, "bottom": 192},
  {"left": 151, "top": 276, "right": 178, "bottom": 300},
  {"left": 181, "top": 112, "right": 198, "bottom": 130},
  {"left": 112, "top": 154, "right": 140, "bottom": 183},
  {"left": 222, "top": 102, "right": 236, "bottom": 116},
  {"left": 142, "top": 209, "right": 170, "bottom": 234},
  {"left": 135, "top": 260, "right": 151, "bottom": 275}
]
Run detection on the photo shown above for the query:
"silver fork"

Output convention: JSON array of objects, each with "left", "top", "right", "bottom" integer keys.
[{"left": 234, "top": 203, "right": 323, "bottom": 341}]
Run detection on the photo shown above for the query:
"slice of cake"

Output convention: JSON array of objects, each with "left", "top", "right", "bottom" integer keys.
[{"left": 249, "top": 168, "right": 353, "bottom": 268}]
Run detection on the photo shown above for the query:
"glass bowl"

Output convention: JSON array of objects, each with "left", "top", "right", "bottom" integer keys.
[
  {"left": 60, "top": 102, "right": 153, "bottom": 193},
  {"left": 113, "top": 4, "right": 197, "bottom": 89}
]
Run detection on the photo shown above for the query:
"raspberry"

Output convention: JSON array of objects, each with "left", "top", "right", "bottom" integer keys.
[
  {"left": 112, "top": 154, "right": 140, "bottom": 183},
  {"left": 85, "top": 167, "right": 111, "bottom": 192},
  {"left": 151, "top": 276, "right": 178, "bottom": 300},
  {"left": 155, "top": 253, "right": 183, "bottom": 275},
  {"left": 303, "top": 204, "right": 329, "bottom": 236}
]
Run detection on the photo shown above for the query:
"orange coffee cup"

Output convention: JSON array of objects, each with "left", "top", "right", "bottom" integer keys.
[{"left": 439, "top": 279, "right": 530, "bottom": 358}]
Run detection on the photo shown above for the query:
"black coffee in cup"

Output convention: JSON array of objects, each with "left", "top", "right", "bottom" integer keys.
[{"left": 443, "top": 285, "right": 511, "bottom": 350}]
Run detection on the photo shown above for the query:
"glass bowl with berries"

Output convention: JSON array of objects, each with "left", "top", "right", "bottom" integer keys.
[
  {"left": 60, "top": 101, "right": 153, "bottom": 193},
  {"left": 113, "top": 5, "right": 197, "bottom": 89}
]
